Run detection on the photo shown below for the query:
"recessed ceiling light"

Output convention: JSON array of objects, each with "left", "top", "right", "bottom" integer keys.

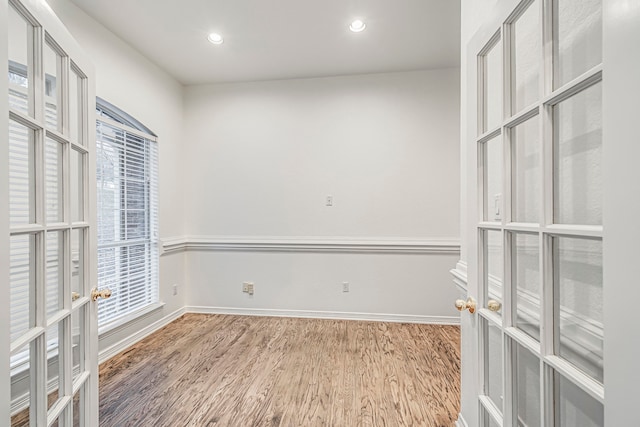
[
  {"left": 208, "top": 33, "right": 223, "bottom": 44},
  {"left": 349, "top": 19, "right": 366, "bottom": 33}
]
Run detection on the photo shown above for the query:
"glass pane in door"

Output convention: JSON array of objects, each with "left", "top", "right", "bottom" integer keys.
[
  {"left": 557, "top": 374, "right": 603, "bottom": 426},
  {"left": 46, "top": 231, "right": 64, "bottom": 318},
  {"left": 73, "top": 384, "right": 85, "bottom": 426},
  {"left": 483, "top": 136, "right": 503, "bottom": 222},
  {"left": 514, "top": 343, "right": 540, "bottom": 426},
  {"left": 554, "top": 0, "right": 602, "bottom": 88},
  {"left": 69, "top": 66, "right": 83, "bottom": 144},
  {"left": 45, "top": 137, "right": 64, "bottom": 223},
  {"left": 10, "top": 343, "right": 33, "bottom": 427},
  {"left": 44, "top": 40, "right": 61, "bottom": 132},
  {"left": 71, "top": 229, "right": 85, "bottom": 300},
  {"left": 9, "top": 120, "right": 35, "bottom": 226},
  {"left": 511, "top": 116, "right": 540, "bottom": 223},
  {"left": 10, "top": 234, "right": 35, "bottom": 342},
  {"left": 70, "top": 148, "right": 85, "bottom": 222},
  {"left": 482, "top": 39, "right": 503, "bottom": 132},
  {"left": 555, "top": 237, "right": 603, "bottom": 382},
  {"left": 71, "top": 305, "right": 86, "bottom": 382},
  {"left": 554, "top": 82, "right": 602, "bottom": 226},
  {"left": 46, "top": 322, "right": 62, "bottom": 410},
  {"left": 512, "top": 232, "right": 540, "bottom": 340},
  {"left": 485, "top": 320, "right": 504, "bottom": 412},
  {"left": 8, "top": 4, "right": 32, "bottom": 115},
  {"left": 512, "top": 0, "right": 540, "bottom": 113},
  {"left": 485, "top": 230, "right": 503, "bottom": 314}
]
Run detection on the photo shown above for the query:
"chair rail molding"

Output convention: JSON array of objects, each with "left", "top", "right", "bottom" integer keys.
[
  {"left": 161, "top": 235, "right": 461, "bottom": 256},
  {"left": 450, "top": 260, "right": 468, "bottom": 293}
]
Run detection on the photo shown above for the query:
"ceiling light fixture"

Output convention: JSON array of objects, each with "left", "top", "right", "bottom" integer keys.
[
  {"left": 349, "top": 19, "right": 366, "bottom": 33},
  {"left": 208, "top": 33, "right": 224, "bottom": 44}
]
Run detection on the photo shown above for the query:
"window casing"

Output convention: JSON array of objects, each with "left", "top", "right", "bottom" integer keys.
[{"left": 96, "top": 100, "right": 159, "bottom": 330}]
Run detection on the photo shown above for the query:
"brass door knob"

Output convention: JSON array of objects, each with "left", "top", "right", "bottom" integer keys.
[
  {"left": 455, "top": 297, "right": 477, "bottom": 314},
  {"left": 71, "top": 292, "right": 80, "bottom": 301},
  {"left": 487, "top": 299, "right": 502, "bottom": 312},
  {"left": 91, "top": 287, "right": 112, "bottom": 301}
]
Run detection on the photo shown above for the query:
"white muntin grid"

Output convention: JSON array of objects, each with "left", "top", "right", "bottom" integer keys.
[
  {"left": 473, "top": 0, "right": 604, "bottom": 425},
  {"left": 7, "top": 0, "right": 94, "bottom": 424}
]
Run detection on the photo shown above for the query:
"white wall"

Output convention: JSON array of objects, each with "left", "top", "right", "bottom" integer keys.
[
  {"left": 184, "top": 70, "right": 460, "bottom": 239},
  {"left": 183, "top": 70, "right": 461, "bottom": 320},
  {"left": 46, "top": 0, "right": 187, "bottom": 351},
  {"left": 44, "top": 0, "right": 462, "bottom": 349}
]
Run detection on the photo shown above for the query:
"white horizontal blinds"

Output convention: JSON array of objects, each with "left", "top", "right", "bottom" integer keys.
[
  {"left": 45, "top": 231, "right": 63, "bottom": 317},
  {"left": 8, "top": 118, "right": 33, "bottom": 226},
  {"left": 9, "top": 234, "right": 34, "bottom": 345},
  {"left": 45, "top": 137, "right": 63, "bottom": 223},
  {"left": 96, "top": 113, "right": 159, "bottom": 327}
]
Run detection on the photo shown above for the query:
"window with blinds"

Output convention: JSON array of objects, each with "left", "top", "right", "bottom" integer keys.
[
  {"left": 96, "top": 101, "right": 159, "bottom": 329},
  {"left": 9, "top": 60, "right": 158, "bottom": 370}
]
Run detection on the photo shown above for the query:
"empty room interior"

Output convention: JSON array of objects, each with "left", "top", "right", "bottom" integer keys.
[{"left": 3, "top": 0, "right": 639, "bottom": 426}]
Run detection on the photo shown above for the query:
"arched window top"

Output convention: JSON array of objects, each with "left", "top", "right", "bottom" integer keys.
[{"left": 96, "top": 96, "right": 157, "bottom": 138}]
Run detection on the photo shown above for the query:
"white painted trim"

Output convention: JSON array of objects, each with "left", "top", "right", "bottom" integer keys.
[
  {"left": 98, "top": 302, "right": 165, "bottom": 337},
  {"left": 161, "top": 235, "right": 461, "bottom": 255},
  {"left": 160, "top": 236, "right": 187, "bottom": 255},
  {"left": 186, "top": 306, "right": 460, "bottom": 325},
  {"left": 97, "top": 307, "right": 185, "bottom": 365},
  {"left": 455, "top": 413, "right": 469, "bottom": 427},
  {"left": 96, "top": 115, "right": 157, "bottom": 143},
  {"left": 450, "top": 260, "right": 469, "bottom": 293}
]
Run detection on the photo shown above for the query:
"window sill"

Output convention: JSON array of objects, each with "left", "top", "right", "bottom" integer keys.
[{"left": 98, "top": 301, "right": 165, "bottom": 338}]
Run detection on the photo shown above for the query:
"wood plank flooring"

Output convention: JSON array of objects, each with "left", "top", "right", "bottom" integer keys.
[{"left": 99, "top": 314, "right": 460, "bottom": 427}]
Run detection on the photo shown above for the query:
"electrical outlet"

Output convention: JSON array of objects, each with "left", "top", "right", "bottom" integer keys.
[
  {"left": 342, "top": 282, "right": 349, "bottom": 292},
  {"left": 243, "top": 282, "right": 251, "bottom": 293},
  {"left": 247, "top": 283, "right": 254, "bottom": 295},
  {"left": 326, "top": 195, "right": 333, "bottom": 207},
  {"left": 172, "top": 284, "right": 178, "bottom": 296}
]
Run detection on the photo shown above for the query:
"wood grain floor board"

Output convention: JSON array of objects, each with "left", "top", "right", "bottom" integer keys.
[{"left": 11, "top": 313, "right": 460, "bottom": 427}]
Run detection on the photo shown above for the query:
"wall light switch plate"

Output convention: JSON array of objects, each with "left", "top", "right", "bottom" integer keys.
[{"left": 494, "top": 193, "right": 502, "bottom": 220}]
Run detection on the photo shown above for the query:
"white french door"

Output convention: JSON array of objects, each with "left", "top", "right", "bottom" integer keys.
[
  {"left": 462, "top": 0, "right": 608, "bottom": 425},
  {"left": 2, "top": 0, "right": 100, "bottom": 425}
]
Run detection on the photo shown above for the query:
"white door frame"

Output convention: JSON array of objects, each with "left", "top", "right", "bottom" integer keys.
[
  {"left": 1, "top": 0, "right": 11, "bottom": 421},
  {"left": 601, "top": 0, "right": 640, "bottom": 424}
]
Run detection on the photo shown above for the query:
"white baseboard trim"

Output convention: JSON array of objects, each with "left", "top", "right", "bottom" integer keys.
[
  {"left": 98, "top": 307, "right": 186, "bottom": 365},
  {"left": 162, "top": 235, "right": 460, "bottom": 256},
  {"left": 186, "top": 306, "right": 460, "bottom": 325},
  {"left": 456, "top": 413, "right": 469, "bottom": 427}
]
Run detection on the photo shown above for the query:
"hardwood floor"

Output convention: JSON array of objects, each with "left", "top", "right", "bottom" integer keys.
[{"left": 99, "top": 314, "right": 460, "bottom": 427}]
